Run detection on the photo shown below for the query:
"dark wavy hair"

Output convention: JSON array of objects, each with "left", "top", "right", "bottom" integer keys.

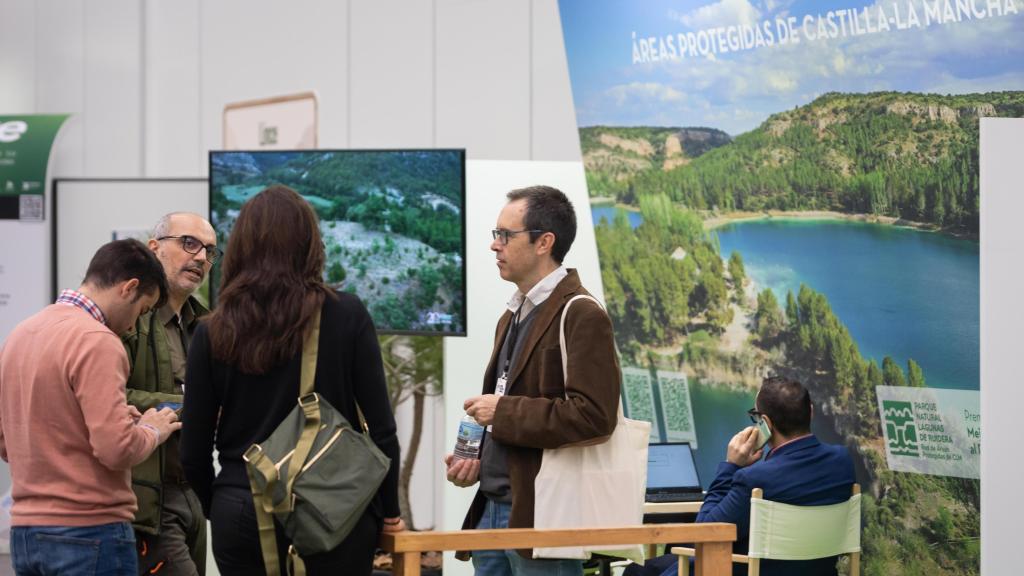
[{"left": 206, "top": 185, "right": 334, "bottom": 374}]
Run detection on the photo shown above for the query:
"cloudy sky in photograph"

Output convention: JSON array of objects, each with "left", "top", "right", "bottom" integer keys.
[{"left": 559, "top": 0, "right": 1024, "bottom": 134}]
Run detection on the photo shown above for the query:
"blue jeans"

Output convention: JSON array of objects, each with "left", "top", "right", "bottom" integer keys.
[
  {"left": 10, "top": 522, "right": 138, "bottom": 576},
  {"left": 472, "top": 499, "right": 583, "bottom": 576}
]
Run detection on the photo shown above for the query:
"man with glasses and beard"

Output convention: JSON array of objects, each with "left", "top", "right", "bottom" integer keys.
[{"left": 124, "top": 212, "right": 221, "bottom": 575}]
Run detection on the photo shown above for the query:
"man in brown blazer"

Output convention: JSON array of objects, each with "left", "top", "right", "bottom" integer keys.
[{"left": 444, "top": 185, "right": 621, "bottom": 576}]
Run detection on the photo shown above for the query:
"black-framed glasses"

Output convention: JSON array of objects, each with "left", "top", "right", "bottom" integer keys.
[
  {"left": 157, "top": 235, "right": 222, "bottom": 264},
  {"left": 747, "top": 408, "right": 764, "bottom": 424},
  {"left": 491, "top": 228, "right": 544, "bottom": 245}
]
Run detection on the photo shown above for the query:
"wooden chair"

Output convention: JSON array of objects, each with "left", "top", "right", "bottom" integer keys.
[{"left": 673, "top": 485, "right": 861, "bottom": 576}]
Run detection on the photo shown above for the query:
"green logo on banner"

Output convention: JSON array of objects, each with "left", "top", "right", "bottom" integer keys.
[
  {"left": 0, "top": 114, "right": 68, "bottom": 220},
  {"left": 883, "top": 400, "right": 920, "bottom": 457}
]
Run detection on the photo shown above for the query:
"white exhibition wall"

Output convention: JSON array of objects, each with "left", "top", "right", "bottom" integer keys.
[
  {"left": 0, "top": 0, "right": 580, "bottom": 175},
  {"left": 0, "top": 1, "right": 579, "bottom": 557},
  {"left": 979, "top": 117, "right": 1024, "bottom": 575},
  {"left": 0, "top": 1, "right": 1020, "bottom": 573}
]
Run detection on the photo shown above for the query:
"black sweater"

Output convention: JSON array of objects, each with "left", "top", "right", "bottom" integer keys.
[{"left": 180, "top": 292, "right": 401, "bottom": 519}]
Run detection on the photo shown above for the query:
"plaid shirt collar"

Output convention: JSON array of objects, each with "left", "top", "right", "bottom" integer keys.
[{"left": 56, "top": 289, "right": 107, "bottom": 326}]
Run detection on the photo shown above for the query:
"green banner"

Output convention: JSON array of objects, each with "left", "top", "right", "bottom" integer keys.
[{"left": 0, "top": 114, "right": 69, "bottom": 220}]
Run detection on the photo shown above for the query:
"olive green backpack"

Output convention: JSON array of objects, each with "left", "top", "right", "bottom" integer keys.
[{"left": 243, "top": 307, "right": 391, "bottom": 576}]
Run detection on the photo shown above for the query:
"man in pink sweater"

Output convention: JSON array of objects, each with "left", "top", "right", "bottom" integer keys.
[{"left": 0, "top": 239, "right": 182, "bottom": 576}]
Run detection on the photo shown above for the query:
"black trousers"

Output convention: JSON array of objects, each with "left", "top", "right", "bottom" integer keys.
[{"left": 208, "top": 486, "right": 381, "bottom": 576}]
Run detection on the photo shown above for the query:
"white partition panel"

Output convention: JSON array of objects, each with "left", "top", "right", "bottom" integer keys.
[
  {"left": 144, "top": 0, "right": 202, "bottom": 177},
  {"left": 350, "top": 0, "right": 435, "bottom": 148},
  {"left": 0, "top": 0, "right": 36, "bottom": 113},
  {"left": 84, "top": 0, "right": 143, "bottom": 177},
  {"left": 980, "top": 117, "right": 1024, "bottom": 576},
  {"left": 53, "top": 179, "right": 208, "bottom": 296},
  {"left": 198, "top": 0, "right": 350, "bottom": 153},
  {"left": 436, "top": 0, "right": 531, "bottom": 160}
]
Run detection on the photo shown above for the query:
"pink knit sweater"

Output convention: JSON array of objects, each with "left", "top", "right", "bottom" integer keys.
[{"left": 0, "top": 304, "right": 158, "bottom": 526}]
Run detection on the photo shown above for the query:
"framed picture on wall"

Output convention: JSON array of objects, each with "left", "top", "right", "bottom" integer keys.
[
  {"left": 222, "top": 91, "right": 318, "bottom": 150},
  {"left": 51, "top": 178, "right": 209, "bottom": 304}
]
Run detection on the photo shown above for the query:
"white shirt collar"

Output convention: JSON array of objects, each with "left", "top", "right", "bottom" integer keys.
[{"left": 506, "top": 265, "right": 568, "bottom": 317}]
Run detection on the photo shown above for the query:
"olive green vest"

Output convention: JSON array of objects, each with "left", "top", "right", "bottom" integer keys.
[{"left": 122, "top": 296, "right": 208, "bottom": 534}]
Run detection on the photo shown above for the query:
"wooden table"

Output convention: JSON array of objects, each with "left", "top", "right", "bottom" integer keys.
[
  {"left": 643, "top": 500, "right": 703, "bottom": 515},
  {"left": 380, "top": 523, "right": 736, "bottom": 576}
]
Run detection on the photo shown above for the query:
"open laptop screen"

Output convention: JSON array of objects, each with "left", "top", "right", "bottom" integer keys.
[{"left": 647, "top": 442, "right": 701, "bottom": 491}]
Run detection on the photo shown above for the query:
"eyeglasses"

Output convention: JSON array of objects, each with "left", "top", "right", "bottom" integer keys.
[
  {"left": 491, "top": 228, "right": 544, "bottom": 245},
  {"left": 157, "top": 235, "right": 223, "bottom": 264},
  {"left": 747, "top": 408, "right": 765, "bottom": 424}
]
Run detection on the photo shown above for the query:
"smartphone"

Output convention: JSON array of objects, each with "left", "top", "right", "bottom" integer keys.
[
  {"left": 755, "top": 416, "right": 772, "bottom": 449},
  {"left": 156, "top": 401, "right": 183, "bottom": 413}
]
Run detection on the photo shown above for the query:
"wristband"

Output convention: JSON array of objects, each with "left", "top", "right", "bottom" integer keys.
[
  {"left": 140, "top": 423, "right": 161, "bottom": 445},
  {"left": 383, "top": 518, "right": 401, "bottom": 525}
]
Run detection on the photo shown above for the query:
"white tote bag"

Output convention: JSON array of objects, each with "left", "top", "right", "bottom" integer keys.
[{"left": 532, "top": 295, "right": 651, "bottom": 563}]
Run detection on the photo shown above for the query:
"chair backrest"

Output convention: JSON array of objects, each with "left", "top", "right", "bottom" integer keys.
[{"left": 747, "top": 485, "right": 861, "bottom": 561}]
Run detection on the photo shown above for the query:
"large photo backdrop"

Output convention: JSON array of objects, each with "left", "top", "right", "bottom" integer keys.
[{"left": 559, "top": 1, "right": 1024, "bottom": 574}]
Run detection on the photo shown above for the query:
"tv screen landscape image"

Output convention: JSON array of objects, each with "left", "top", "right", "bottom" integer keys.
[{"left": 209, "top": 149, "right": 466, "bottom": 336}]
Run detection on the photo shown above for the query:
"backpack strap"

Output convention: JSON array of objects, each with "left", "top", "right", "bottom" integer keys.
[
  {"left": 247, "top": 449, "right": 282, "bottom": 576},
  {"left": 298, "top": 304, "right": 320, "bottom": 398},
  {"left": 282, "top": 307, "right": 323, "bottom": 507},
  {"left": 286, "top": 548, "right": 304, "bottom": 576},
  {"left": 245, "top": 306, "right": 323, "bottom": 576}
]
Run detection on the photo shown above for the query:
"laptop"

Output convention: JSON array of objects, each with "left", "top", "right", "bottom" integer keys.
[{"left": 645, "top": 442, "right": 704, "bottom": 503}]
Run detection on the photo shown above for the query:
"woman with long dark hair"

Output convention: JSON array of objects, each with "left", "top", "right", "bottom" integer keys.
[{"left": 181, "top": 185, "right": 404, "bottom": 575}]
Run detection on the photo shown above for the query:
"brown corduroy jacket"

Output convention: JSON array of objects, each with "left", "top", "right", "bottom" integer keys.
[{"left": 458, "top": 270, "right": 621, "bottom": 560}]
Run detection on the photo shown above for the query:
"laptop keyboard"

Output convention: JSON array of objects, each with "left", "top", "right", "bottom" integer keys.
[{"left": 646, "top": 492, "right": 704, "bottom": 503}]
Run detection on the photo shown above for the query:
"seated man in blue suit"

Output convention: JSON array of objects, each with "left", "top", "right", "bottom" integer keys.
[{"left": 628, "top": 376, "right": 856, "bottom": 576}]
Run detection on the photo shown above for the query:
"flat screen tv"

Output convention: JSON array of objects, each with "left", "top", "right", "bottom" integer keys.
[{"left": 209, "top": 149, "right": 466, "bottom": 336}]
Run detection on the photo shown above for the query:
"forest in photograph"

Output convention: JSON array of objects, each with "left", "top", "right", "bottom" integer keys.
[
  {"left": 210, "top": 150, "right": 465, "bottom": 334},
  {"left": 586, "top": 92, "right": 1024, "bottom": 234}
]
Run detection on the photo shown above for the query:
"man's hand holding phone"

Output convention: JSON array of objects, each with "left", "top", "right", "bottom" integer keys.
[
  {"left": 138, "top": 407, "right": 182, "bottom": 446},
  {"left": 726, "top": 426, "right": 765, "bottom": 467}
]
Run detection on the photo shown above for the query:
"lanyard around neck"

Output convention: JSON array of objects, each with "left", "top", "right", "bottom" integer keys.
[{"left": 501, "top": 303, "right": 525, "bottom": 377}]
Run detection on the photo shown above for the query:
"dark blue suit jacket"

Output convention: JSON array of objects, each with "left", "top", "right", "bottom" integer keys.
[{"left": 696, "top": 434, "right": 856, "bottom": 576}]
